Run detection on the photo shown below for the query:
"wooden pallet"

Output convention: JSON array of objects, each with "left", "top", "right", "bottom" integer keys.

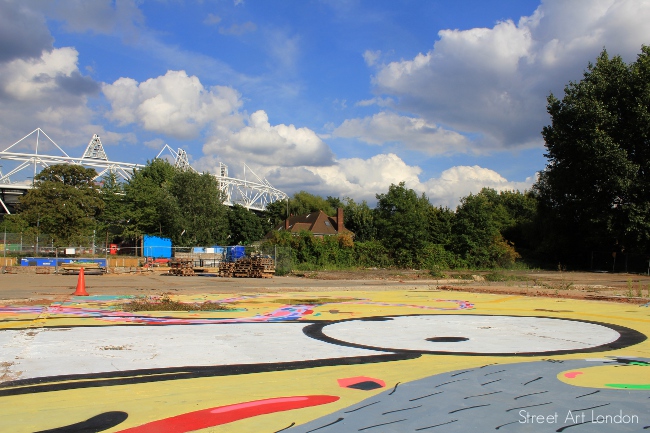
[
  {"left": 169, "top": 258, "right": 195, "bottom": 276},
  {"left": 219, "top": 257, "right": 275, "bottom": 278}
]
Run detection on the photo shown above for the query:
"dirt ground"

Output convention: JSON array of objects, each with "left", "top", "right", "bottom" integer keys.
[{"left": 1, "top": 267, "right": 650, "bottom": 304}]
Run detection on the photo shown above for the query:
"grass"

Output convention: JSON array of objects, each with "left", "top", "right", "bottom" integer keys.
[
  {"left": 122, "top": 294, "right": 231, "bottom": 312},
  {"left": 483, "top": 272, "right": 532, "bottom": 282}
]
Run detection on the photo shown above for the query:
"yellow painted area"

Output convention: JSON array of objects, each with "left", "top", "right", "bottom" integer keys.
[
  {"left": 1, "top": 288, "right": 650, "bottom": 432},
  {"left": 557, "top": 364, "right": 650, "bottom": 389}
]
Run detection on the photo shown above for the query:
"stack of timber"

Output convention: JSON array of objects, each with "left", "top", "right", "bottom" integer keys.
[
  {"left": 218, "top": 261, "right": 235, "bottom": 277},
  {"left": 219, "top": 257, "right": 275, "bottom": 278},
  {"left": 169, "top": 258, "right": 195, "bottom": 276}
]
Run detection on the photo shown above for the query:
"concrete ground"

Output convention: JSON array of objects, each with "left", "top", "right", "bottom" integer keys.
[{"left": 0, "top": 271, "right": 649, "bottom": 432}]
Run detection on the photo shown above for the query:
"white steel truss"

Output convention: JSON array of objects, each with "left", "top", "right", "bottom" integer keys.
[
  {"left": 1, "top": 129, "right": 287, "bottom": 214},
  {"left": 155, "top": 145, "right": 288, "bottom": 211}
]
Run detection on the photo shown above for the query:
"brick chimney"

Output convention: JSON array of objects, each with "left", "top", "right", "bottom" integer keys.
[
  {"left": 285, "top": 216, "right": 290, "bottom": 230},
  {"left": 337, "top": 207, "right": 344, "bottom": 232}
]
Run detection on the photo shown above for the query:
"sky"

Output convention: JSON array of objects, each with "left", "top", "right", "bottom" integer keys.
[{"left": 1, "top": 0, "right": 650, "bottom": 208}]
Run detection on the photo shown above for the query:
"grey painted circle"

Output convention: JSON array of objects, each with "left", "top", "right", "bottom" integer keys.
[{"left": 320, "top": 315, "right": 621, "bottom": 354}]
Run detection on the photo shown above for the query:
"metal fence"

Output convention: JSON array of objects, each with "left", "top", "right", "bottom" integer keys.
[{"left": 1, "top": 232, "right": 292, "bottom": 274}]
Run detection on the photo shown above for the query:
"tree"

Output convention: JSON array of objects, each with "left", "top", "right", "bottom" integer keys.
[
  {"left": 96, "top": 172, "right": 128, "bottom": 241},
  {"left": 18, "top": 164, "right": 103, "bottom": 245},
  {"left": 535, "top": 47, "right": 650, "bottom": 259},
  {"left": 168, "top": 169, "right": 229, "bottom": 246},
  {"left": 374, "top": 182, "right": 430, "bottom": 267},
  {"left": 124, "top": 159, "right": 178, "bottom": 239},
  {"left": 451, "top": 192, "right": 519, "bottom": 268},
  {"left": 343, "top": 197, "right": 376, "bottom": 242},
  {"left": 228, "top": 204, "right": 264, "bottom": 245}
]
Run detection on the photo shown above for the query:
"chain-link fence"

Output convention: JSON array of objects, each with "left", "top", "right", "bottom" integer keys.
[
  {"left": 1, "top": 232, "right": 292, "bottom": 273},
  {"left": 589, "top": 250, "right": 650, "bottom": 275}
]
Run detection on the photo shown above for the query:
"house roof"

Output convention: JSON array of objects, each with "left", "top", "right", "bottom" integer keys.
[{"left": 271, "top": 210, "right": 351, "bottom": 236}]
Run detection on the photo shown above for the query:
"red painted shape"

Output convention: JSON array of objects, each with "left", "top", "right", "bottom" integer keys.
[
  {"left": 337, "top": 376, "right": 386, "bottom": 388},
  {"left": 116, "top": 395, "right": 339, "bottom": 433},
  {"left": 564, "top": 371, "right": 584, "bottom": 379}
]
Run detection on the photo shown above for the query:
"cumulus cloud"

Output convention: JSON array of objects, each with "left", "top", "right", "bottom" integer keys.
[
  {"left": 423, "top": 166, "right": 535, "bottom": 208},
  {"left": 334, "top": 111, "right": 470, "bottom": 155},
  {"left": 201, "top": 110, "right": 335, "bottom": 167},
  {"left": 242, "top": 153, "right": 534, "bottom": 208},
  {"left": 103, "top": 70, "right": 244, "bottom": 139},
  {"left": 0, "top": 1, "right": 53, "bottom": 62},
  {"left": 370, "top": 0, "right": 650, "bottom": 151},
  {"left": 0, "top": 46, "right": 112, "bottom": 155}
]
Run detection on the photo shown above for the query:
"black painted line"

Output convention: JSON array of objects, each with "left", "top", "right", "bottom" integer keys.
[
  {"left": 274, "top": 422, "right": 295, "bottom": 433},
  {"left": 480, "top": 363, "right": 498, "bottom": 368},
  {"left": 410, "top": 391, "right": 443, "bottom": 401},
  {"left": 643, "top": 425, "right": 650, "bottom": 429},
  {"left": 388, "top": 382, "right": 400, "bottom": 396},
  {"left": 570, "top": 403, "right": 610, "bottom": 412},
  {"left": 506, "top": 401, "right": 553, "bottom": 412},
  {"left": 481, "top": 379, "right": 502, "bottom": 386},
  {"left": 448, "top": 404, "right": 490, "bottom": 414},
  {"left": 415, "top": 419, "right": 458, "bottom": 430},
  {"left": 575, "top": 390, "right": 600, "bottom": 399},
  {"left": 450, "top": 370, "right": 473, "bottom": 377},
  {"left": 556, "top": 420, "right": 593, "bottom": 432},
  {"left": 344, "top": 401, "right": 379, "bottom": 413},
  {"left": 523, "top": 377, "right": 542, "bottom": 386},
  {"left": 484, "top": 369, "right": 506, "bottom": 376},
  {"left": 32, "top": 411, "right": 128, "bottom": 433},
  {"left": 435, "top": 378, "right": 468, "bottom": 388},
  {"left": 0, "top": 353, "right": 419, "bottom": 397},
  {"left": 514, "top": 390, "right": 549, "bottom": 400},
  {"left": 303, "top": 315, "right": 647, "bottom": 357},
  {"left": 358, "top": 418, "right": 407, "bottom": 431},
  {"left": 464, "top": 391, "right": 502, "bottom": 400},
  {"left": 381, "top": 405, "right": 422, "bottom": 415},
  {"left": 495, "top": 420, "right": 520, "bottom": 430},
  {"left": 305, "top": 417, "right": 344, "bottom": 433}
]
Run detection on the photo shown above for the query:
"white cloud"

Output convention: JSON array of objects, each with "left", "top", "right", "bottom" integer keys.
[
  {"left": 103, "top": 70, "right": 244, "bottom": 139},
  {"left": 201, "top": 110, "right": 335, "bottom": 167},
  {"left": 371, "top": 0, "right": 650, "bottom": 151},
  {"left": 423, "top": 166, "right": 535, "bottom": 208},
  {"left": 363, "top": 49, "right": 381, "bottom": 66},
  {"left": 243, "top": 153, "right": 534, "bottom": 208},
  {"left": 334, "top": 111, "right": 470, "bottom": 155},
  {"left": 0, "top": 47, "right": 119, "bottom": 155}
]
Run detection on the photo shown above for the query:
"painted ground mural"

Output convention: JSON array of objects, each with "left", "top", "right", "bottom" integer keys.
[{"left": 0, "top": 289, "right": 649, "bottom": 432}]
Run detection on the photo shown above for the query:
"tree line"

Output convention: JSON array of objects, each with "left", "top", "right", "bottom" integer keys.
[{"left": 3, "top": 46, "right": 650, "bottom": 271}]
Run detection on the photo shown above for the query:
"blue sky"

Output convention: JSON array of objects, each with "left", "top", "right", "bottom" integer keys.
[{"left": 1, "top": 0, "right": 649, "bottom": 207}]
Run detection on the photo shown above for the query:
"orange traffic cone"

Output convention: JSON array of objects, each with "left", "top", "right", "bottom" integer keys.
[{"left": 73, "top": 267, "right": 89, "bottom": 296}]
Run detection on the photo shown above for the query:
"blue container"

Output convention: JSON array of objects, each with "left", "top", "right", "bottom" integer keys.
[{"left": 143, "top": 235, "right": 172, "bottom": 258}]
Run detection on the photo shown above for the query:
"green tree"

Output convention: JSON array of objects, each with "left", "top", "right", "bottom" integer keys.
[
  {"left": 96, "top": 172, "right": 128, "bottom": 241},
  {"left": 168, "top": 170, "right": 229, "bottom": 246},
  {"left": 535, "top": 47, "right": 650, "bottom": 258},
  {"left": 451, "top": 192, "right": 519, "bottom": 268},
  {"left": 427, "top": 205, "right": 455, "bottom": 246},
  {"left": 228, "top": 204, "right": 264, "bottom": 245},
  {"left": 124, "top": 159, "right": 178, "bottom": 239},
  {"left": 18, "top": 164, "right": 103, "bottom": 245},
  {"left": 374, "top": 182, "right": 430, "bottom": 267},
  {"left": 343, "top": 197, "right": 376, "bottom": 242}
]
